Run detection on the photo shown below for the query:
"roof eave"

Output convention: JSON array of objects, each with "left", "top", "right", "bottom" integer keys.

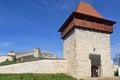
[{"left": 58, "top": 12, "right": 116, "bottom": 33}]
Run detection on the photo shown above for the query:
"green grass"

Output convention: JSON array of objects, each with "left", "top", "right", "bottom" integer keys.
[
  {"left": 0, "top": 61, "right": 16, "bottom": 66},
  {"left": 0, "top": 73, "right": 77, "bottom": 80}
]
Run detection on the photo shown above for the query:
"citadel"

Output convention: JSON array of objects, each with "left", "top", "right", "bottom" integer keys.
[
  {"left": 0, "top": 47, "right": 57, "bottom": 63},
  {"left": 0, "top": 2, "right": 117, "bottom": 79}
]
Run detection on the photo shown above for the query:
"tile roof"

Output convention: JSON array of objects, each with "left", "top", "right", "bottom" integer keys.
[
  {"left": 58, "top": 2, "right": 116, "bottom": 39},
  {"left": 74, "top": 2, "right": 103, "bottom": 18}
]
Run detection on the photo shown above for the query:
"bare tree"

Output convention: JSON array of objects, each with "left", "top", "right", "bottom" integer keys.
[{"left": 113, "top": 54, "right": 120, "bottom": 65}]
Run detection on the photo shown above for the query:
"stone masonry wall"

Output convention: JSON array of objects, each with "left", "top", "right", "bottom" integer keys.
[
  {"left": 63, "top": 27, "right": 114, "bottom": 79},
  {"left": 63, "top": 28, "right": 77, "bottom": 77},
  {"left": 75, "top": 28, "right": 113, "bottom": 78},
  {"left": 0, "top": 60, "right": 67, "bottom": 74},
  {"left": 63, "top": 28, "right": 91, "bottom": 79},
  {"left": 0, "top": 56, "right": 14, "bottom": 63},
  {"left": 15, "top": 52, "right": 33, "bottom": 58}
]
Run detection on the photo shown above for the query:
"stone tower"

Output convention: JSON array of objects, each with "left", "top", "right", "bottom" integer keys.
[
  {"left": 8, "top": 51, "right": 15, "bottom": 56},
  {"left": 33, "top": 48, "right": 42, "bottom": 58},
  {"left": 59, "top": 2, "right": 116, "bottom": 79}
]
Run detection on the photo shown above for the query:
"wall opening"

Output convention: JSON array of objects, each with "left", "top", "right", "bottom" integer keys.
[{"left": 89, "top": 54, "right": 101, "bottom": 77}]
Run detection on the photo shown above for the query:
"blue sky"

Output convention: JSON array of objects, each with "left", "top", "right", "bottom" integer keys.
[{"left": 0, "top": 0, "right": 119, "bottom": 58}]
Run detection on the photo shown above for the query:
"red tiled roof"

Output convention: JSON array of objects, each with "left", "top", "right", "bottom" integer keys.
[
  {"left": 58, "top": 2, "right": 116, "bottom": 39},
  {"left": 74, "top": 2, "right": 103, "bottom": 18}
]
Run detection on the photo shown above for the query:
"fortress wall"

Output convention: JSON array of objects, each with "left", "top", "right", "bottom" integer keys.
[
  {"left": 0, "top": 60, "right": 67, "bottom": 74},
  {"left": 0, "top": 56, "right": 14, "bottom": 63},
  {"left": 15, "top": 52, "right": 33, "bottom": 58}
]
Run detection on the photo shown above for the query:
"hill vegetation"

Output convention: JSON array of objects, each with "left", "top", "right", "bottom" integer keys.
[
  {"left": 0, "top": 59, "right": 16, "bottom": 66},
  {"left": 0, "top": 73, "right": 77, "bottom": 80}
]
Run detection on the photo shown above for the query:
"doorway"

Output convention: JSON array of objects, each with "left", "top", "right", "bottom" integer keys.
[{"left": 89, "top": 54, "right": 101, "bottom": 77}]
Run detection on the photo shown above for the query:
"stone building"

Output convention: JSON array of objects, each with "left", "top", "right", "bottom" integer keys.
[
  {"left": 0, "top": 55, "right": 15, "bottom": 63},
  {"left": 59, "top": 2, "right": 116, "bottom": 79},
  {"left": 0, "top": 48, "right": 56, "bottom": 63},
  {"left": 0, "top": 51, "right": 16, "bottom": 63},
  {"left": 12, "top": 48, "right": 56, "bottom": 60},
  {"left": 0, "top": 2, "right": 117, "bottom": 80}
]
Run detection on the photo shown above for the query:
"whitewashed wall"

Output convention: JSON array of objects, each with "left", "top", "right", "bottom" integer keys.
[
  {"left": 0, "top": 60, "right": 67, "bottom": 74},
  {"left": 0, "top": 56, "right": 14, "bottom": 63}
]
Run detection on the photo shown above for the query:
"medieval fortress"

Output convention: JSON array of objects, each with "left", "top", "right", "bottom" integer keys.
[
  {"left": 0, "top": 47, "right": 56, "bottom": 63},
  {"left": 0, "top": 2, "right": 116, "bottom": 79}
]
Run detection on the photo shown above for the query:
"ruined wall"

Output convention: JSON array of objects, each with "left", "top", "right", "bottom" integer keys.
[{"left": 0, "top": 60, "right": 67, "bottom": 74}]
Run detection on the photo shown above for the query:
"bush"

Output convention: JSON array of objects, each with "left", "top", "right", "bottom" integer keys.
[{"left": 0, "top": 61, "right": 16, "bottom": 66}]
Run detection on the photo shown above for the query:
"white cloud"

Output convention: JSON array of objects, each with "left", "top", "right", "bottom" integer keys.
[
  {"left": 0, "top": 41, "right": 12, "bottom": 48},
  {"left": 30, "top": 0, "right": 75, "bottom": 12},
  {"left": 30, "top": 0, "right": 49, "bottom": 9}
]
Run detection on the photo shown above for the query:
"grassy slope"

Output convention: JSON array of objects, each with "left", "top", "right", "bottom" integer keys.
[
  {"left": 0, "top": 73, "right": 77, "bottom": 80},
  {"left": 0, "top": 61, "right": 16, "bottom": 66}
]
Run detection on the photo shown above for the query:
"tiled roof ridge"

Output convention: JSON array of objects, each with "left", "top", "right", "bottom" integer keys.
[{"left": 74, "top": 2, "right": 103, "bottom": 18}]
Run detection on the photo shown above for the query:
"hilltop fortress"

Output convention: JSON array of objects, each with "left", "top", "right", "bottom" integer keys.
[
  {"left": 0, "top": 47, "right": 56, "bottom": 63},
  {"left": 0, "top": 2, "right": 116, "bottom": 79}
]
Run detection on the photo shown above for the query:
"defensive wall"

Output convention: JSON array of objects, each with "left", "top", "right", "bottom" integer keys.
[
  {"left": 0, "top": 56, "right": 14, "bottom": 63},
  {"left": 0, "top": 60, "right": 67, "bottom": 74}
]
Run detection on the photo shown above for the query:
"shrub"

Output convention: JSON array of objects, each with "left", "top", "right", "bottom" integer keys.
[{"left": 0, "top": 61, "right": 16, "bottom": 66}]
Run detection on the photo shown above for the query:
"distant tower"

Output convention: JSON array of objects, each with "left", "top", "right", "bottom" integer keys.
[
  {"left": 59, "top": 2, "right": 116, "bottom": 79},
  {"left": 8, "top": 51, "right": 16, "bottom": 61},
  {"left": 8, "top": 51, "right": 15, "bottom": 56},
  {"left": 33, "top": 48, "right": 42, "bottom": 57}
]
